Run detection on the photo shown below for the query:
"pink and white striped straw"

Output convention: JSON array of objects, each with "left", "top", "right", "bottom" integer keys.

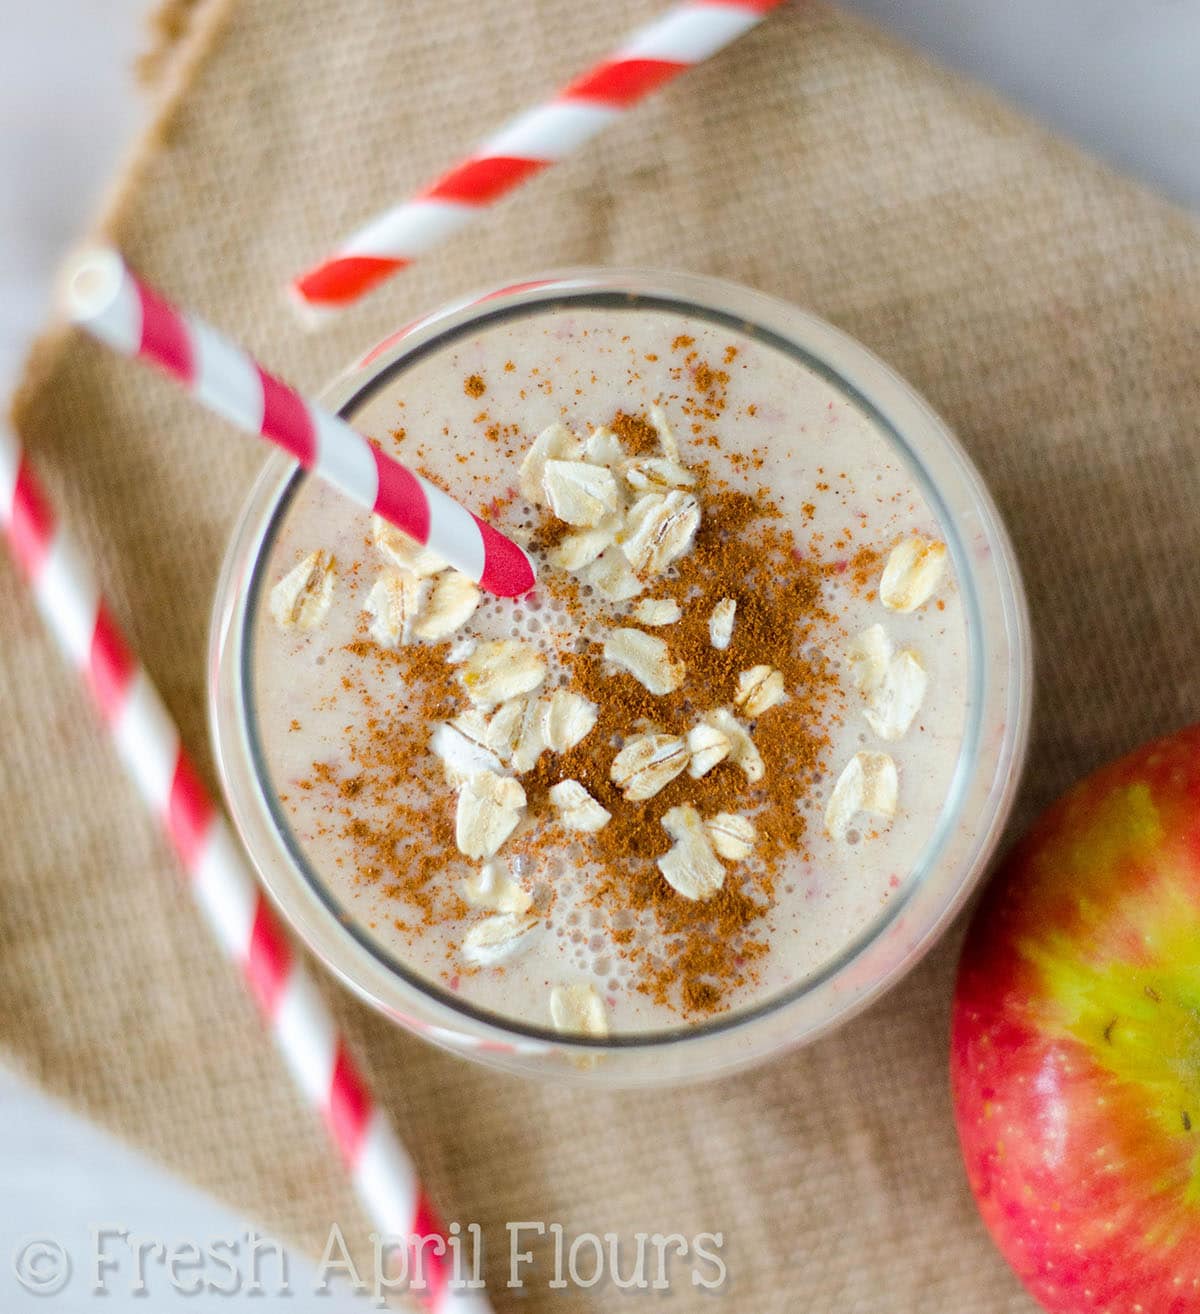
[
  {"left": 291, "top": 0, "right": 785, "bottom": 312},
  {"left": 61, "top": 248, "right": 535, "bottom": 598},
  {"left": 0, "top": 424, "right": 490, "bottom": 1314}
]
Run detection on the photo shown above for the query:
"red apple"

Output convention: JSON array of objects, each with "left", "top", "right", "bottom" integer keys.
[{"left": 951, "top": 725, "right": 1200, "bottom": 1314}]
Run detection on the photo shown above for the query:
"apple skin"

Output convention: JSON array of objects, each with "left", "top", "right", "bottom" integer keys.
[{"left": 951, "top": 725, "right": 1200, "bottom": 1314}]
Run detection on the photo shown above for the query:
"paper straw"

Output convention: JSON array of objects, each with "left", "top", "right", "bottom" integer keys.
[
  {"left": 291, "top": 0, "right": 785, "bottom": 312},
  {"left": 61, "top": 248, "right": 535, "bottom": 599},
  {"left": 0, "top": 424, "right": 491, "bottom": 1313}
]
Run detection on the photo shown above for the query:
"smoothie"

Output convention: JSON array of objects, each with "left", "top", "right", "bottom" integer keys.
[{"left": 249, "top": 303, "right": 968, "bottom": 1037}]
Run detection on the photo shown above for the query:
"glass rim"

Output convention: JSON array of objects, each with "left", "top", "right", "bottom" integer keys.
[{"left": 212, "top": 266, "right": 1032, "bottom": 1054}]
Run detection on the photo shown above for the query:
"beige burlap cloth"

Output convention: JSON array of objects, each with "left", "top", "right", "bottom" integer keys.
[{"left": 5, "top": 0, "right": 1200, "bottom": 1308}]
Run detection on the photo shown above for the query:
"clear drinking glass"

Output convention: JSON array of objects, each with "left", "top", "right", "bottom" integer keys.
[{"left": 208, "top": 269, "right": 1032, "bottom": 1086}]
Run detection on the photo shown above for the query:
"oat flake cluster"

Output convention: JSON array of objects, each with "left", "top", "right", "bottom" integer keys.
[{"left": 824, "top": 535, "right": 947, "bottom": 842}]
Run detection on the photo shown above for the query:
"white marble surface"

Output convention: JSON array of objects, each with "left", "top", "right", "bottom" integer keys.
[{"left": 1, "top": 1, "right": 1198, "bottom": 1308}]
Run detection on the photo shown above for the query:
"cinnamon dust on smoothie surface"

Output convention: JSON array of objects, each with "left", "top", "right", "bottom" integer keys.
[
  {"left": 303, "top": 342, "right": 863, "bottom": 1017},
  {"left": 324, "top": 478, "right": 844, "bottom": 1014},
  {"left": 260, "top": 318, "right": 964, "bottom": 1031}
]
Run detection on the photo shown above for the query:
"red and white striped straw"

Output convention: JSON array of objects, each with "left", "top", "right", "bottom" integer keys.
[
  {"left": 291, "top": 0, "right": 785, "bottom": 312},
  {"left": 0, "top": 424, "right": 490, "bottom": 1314},
  {"left": 61, "top": 248, "right": 535, "bottom": 599}
]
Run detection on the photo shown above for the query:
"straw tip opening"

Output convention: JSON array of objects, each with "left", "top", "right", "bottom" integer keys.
[{"left": 58, "top": 246, "right": 126, "bottom": 323}]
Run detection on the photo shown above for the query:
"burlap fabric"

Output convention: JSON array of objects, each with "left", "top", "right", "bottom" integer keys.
[{"left": 5, "top": 1, "right": 1199, "bottom": 1308}]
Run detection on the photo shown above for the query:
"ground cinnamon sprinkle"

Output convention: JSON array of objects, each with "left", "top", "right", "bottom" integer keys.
[
  {"left": 509, "top": 464, "right": 840, "bottom": 1015},
  {"left": 317, "top": 639, "right": 469, "bottom": 929},
  {"left": 611, "top": 410, "right": 661, "bottom": 456},
  {"left": 289, "top": 353, "right": 879, "bottom": 1021},
  {"left": 844, "top": 544, "right": 882, "bottom": 590}
]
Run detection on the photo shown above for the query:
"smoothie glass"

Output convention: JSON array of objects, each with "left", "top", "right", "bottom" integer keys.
[{"left": 209, "top": 269, "right": 1032, "bottom": 1085}]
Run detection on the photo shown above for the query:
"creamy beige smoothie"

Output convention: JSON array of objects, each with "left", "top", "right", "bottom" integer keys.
[{"left": 250, "top": 304, "right": 967, "bottom": 1037}]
